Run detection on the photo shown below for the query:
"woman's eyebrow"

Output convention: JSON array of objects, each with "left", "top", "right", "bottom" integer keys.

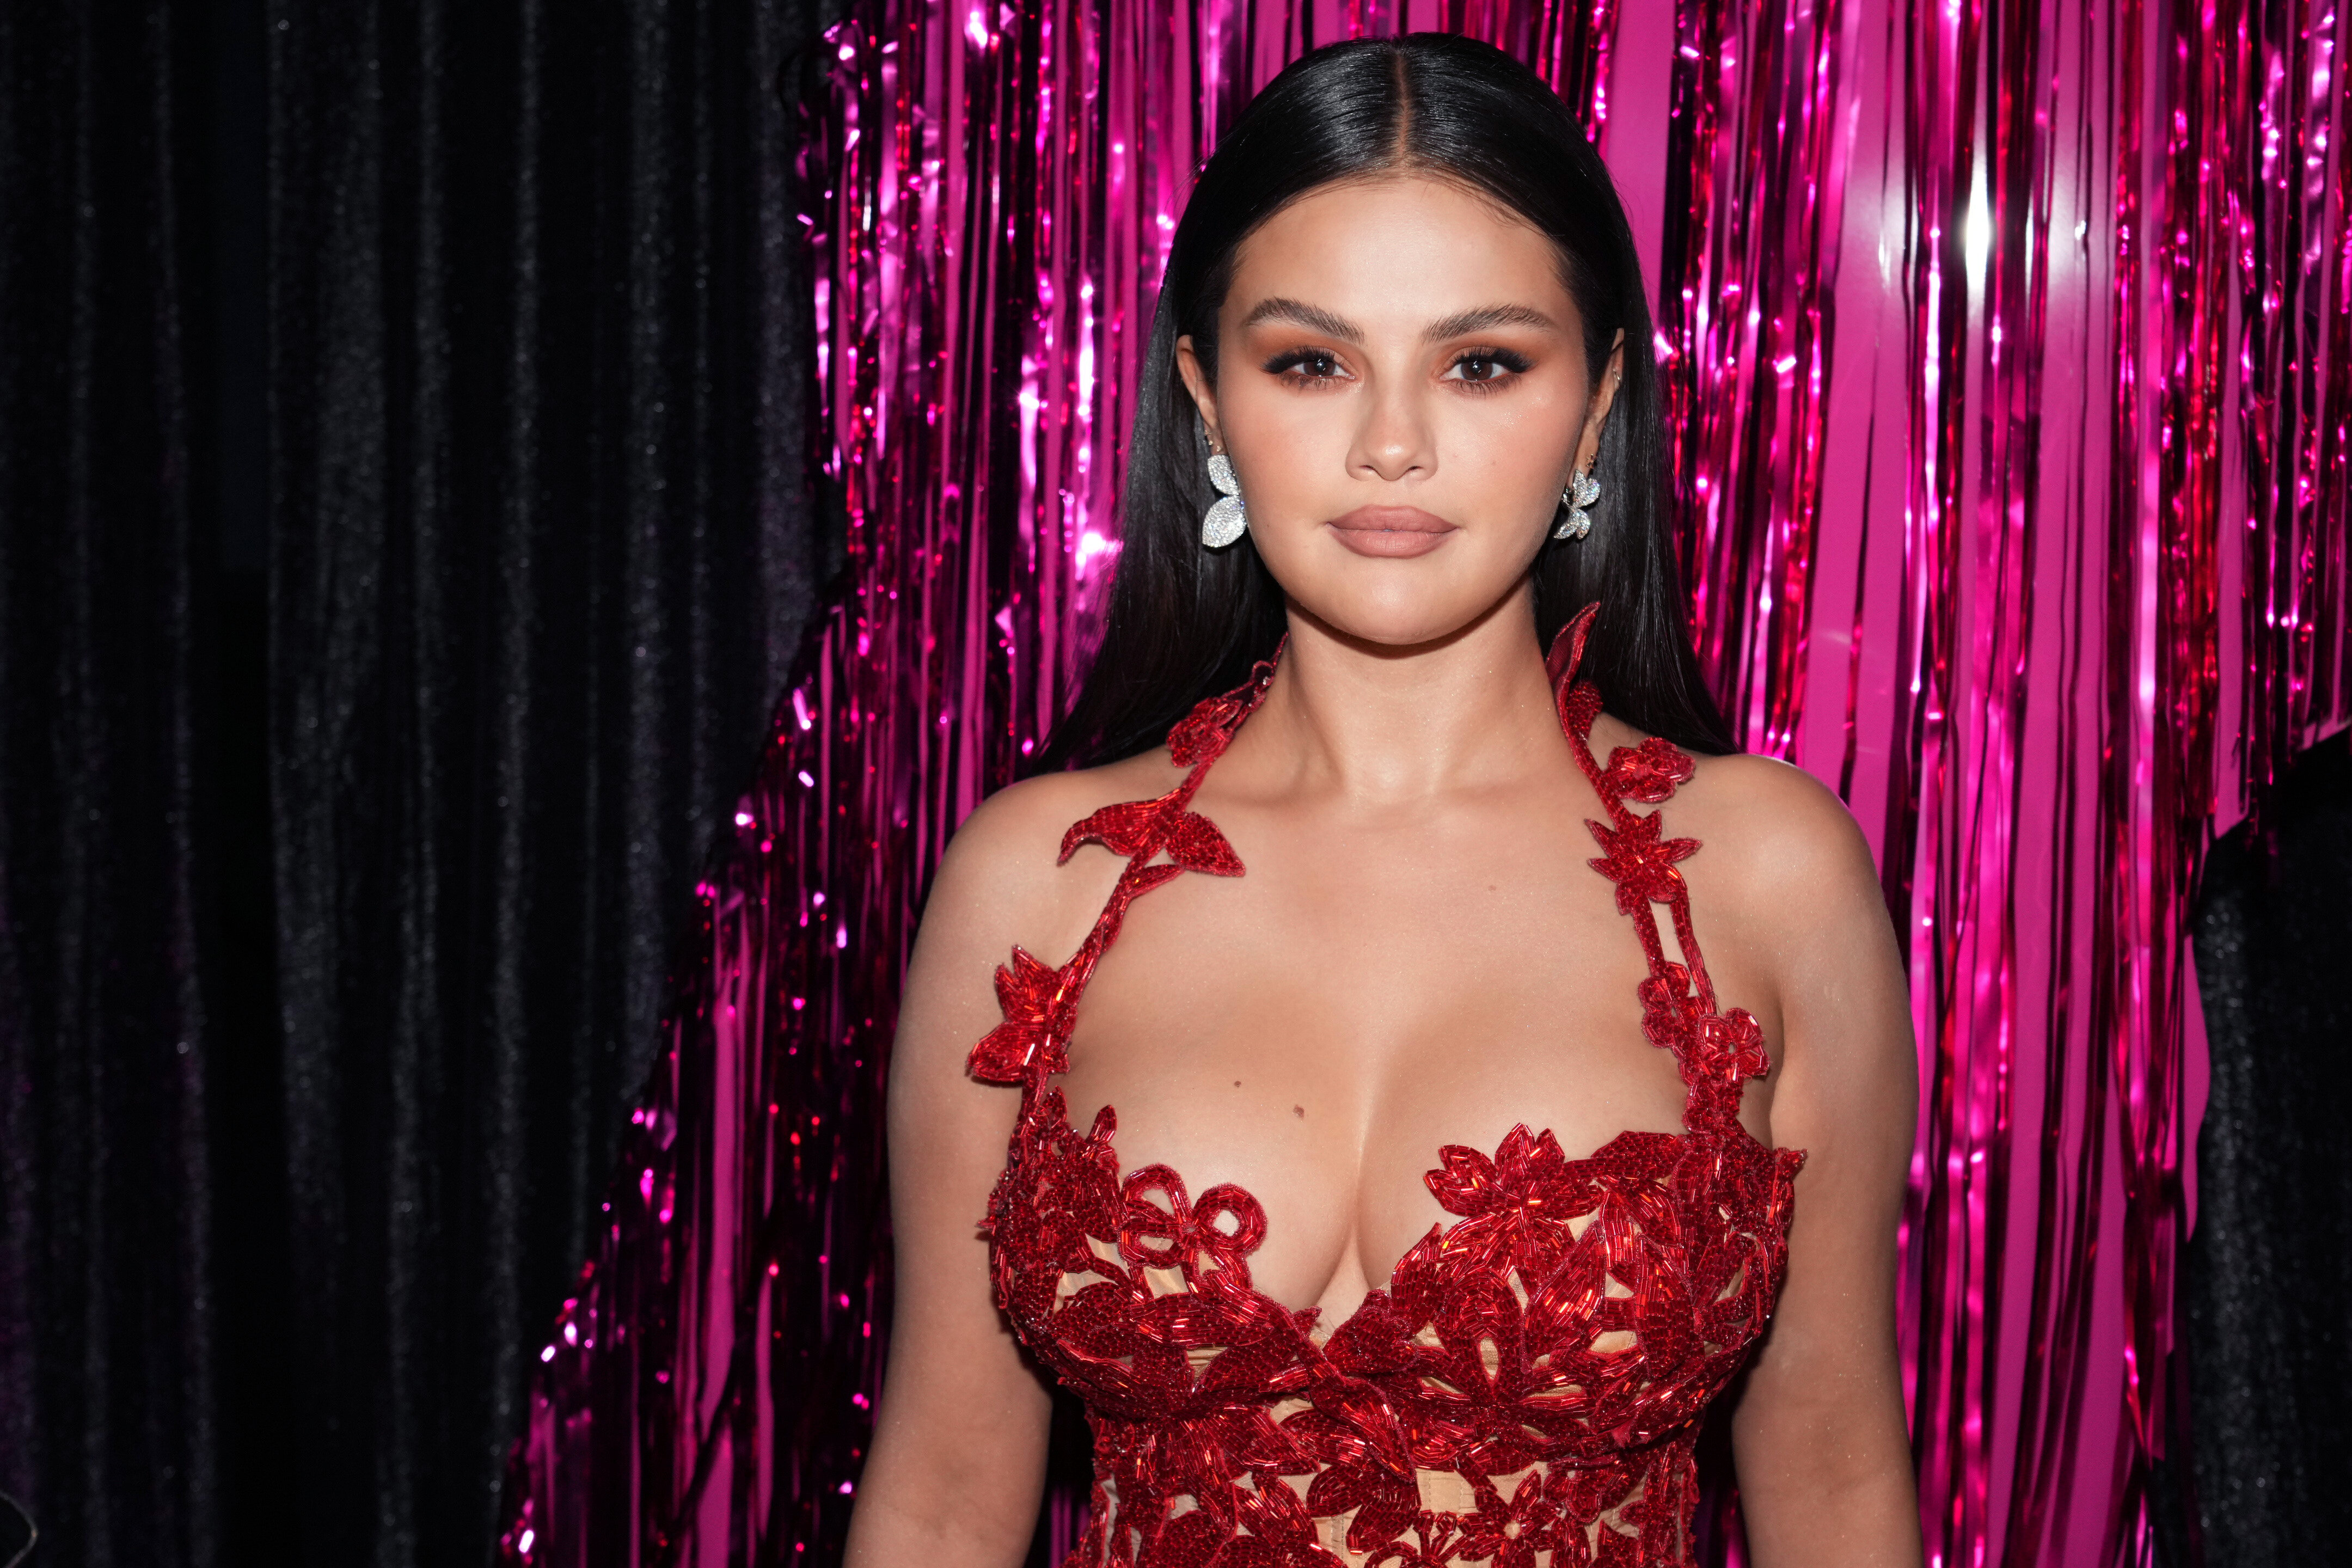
[
  {"left": 1422, "top": 304, "right": 1562, "bottom": 339},
  {"left": 1238, "top": 297, "right": 1365, "bottom": 341},
  {"left": 1235, "top": 298, "right": 1562, "bottom": 342}
]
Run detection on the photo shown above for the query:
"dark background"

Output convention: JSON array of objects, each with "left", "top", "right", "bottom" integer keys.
[
  {"left": 1, "top": 1, "right": 846, "bottom": 1563},
  {"left": 0, "top": 3, "right": 2342, "bottom": 1566}
]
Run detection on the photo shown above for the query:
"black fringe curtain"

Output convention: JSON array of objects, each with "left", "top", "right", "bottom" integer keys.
[
  {"left": 2188, "top": 730, "right": 2352, "bottom": 1565},
  {"left": 1, "top": 2, "right": 843, "bottom": 1565},
  {"left": 0, "top": 7, "right": 215, "bottom": 1566},
  {"left": 1, "top": 4, "right": 2349, "bottom": 1568}
]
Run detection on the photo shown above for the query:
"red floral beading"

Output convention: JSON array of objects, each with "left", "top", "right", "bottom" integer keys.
[{"left": 971, "top": 612, "right": 1804, "bottom": 1567}]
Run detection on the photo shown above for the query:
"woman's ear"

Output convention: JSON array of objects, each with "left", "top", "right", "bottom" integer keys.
[
  {"left": 1572, "top": 328, "right": 1628, "bottom": 474},
  {"left": 1175, "top": 334, "right": 1224, "bottom": 450}
]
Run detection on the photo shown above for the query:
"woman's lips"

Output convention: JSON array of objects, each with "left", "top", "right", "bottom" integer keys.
[{"left": 1326, "top": 506, "right": 1458, "bottom": 558}]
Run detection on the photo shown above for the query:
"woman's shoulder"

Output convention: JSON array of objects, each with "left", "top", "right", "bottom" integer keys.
[
  {"left": 1670, "top": 747, "right": 1893, "bottom": 961},
  {"left": 1679, "top": 749, "right": 1868, "bottom": 867},
  {"left": 925, "top": 748, "right": 1187, "bottom": 940},
  {"left": 1586, "top": 712, "right": 1882, "bottom": 933},
  {"left": 948, "top": 748, "right": 1183, "bottom": 867}
]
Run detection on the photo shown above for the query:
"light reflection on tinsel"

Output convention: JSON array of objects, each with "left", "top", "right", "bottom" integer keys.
[
  {"left": 497, "top": 2, "right": 2350, "bottom": 1565},
  {"left": 2232, "top": 0, "right": 2351, "bottom": 810}
]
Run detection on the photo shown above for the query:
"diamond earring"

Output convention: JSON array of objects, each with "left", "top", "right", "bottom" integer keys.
[
  {"left": 1202, "top": 452, "right": 1247, "bottom": 548},
  {"left": 1554, "top": 467, "right": 1600, "bottom": 541}
]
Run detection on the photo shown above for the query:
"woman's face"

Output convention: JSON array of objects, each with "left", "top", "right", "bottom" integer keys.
[{"left": 1177, "top": 174, "right": 1621, "bottom": 650}]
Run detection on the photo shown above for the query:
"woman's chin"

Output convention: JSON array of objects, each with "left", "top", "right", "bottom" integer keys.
[{"left": 1288, "top": 597, "right": 1518, "bottom": 656}]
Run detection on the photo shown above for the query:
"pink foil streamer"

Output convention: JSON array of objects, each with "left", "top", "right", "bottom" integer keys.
[
  {"left": 498, "top": 3, "right": 2352, "bottom": 1565},
  {"left": 2233, "top": 0, "right": 2352, "bottom": 813}
]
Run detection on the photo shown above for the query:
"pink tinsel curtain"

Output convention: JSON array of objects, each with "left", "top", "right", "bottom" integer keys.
[{"left": 500, "top": 1, "right": 2351, "bottom": 1565}]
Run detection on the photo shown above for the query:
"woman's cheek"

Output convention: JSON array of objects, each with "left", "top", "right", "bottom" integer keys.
[
  {"left": 1441, "top": 394, "right": 1576, "bottom": 505},
  {"left": 1230, "top": 394, "right": 1350, "bottom": 523}
]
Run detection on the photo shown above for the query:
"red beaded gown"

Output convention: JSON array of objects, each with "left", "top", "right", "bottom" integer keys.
[{"left": 967, "top": 613, "right": 1805, "bottom": 1568}]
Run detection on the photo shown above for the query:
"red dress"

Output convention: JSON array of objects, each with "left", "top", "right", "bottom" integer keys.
[{"left": 968, "top": 615, "right": 1804, "bottom": 1567}]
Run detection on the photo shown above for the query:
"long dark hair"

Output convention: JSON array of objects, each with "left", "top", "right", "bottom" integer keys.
[{"left": 1037, "top": 33, "right": 1735, "bottom": 769}]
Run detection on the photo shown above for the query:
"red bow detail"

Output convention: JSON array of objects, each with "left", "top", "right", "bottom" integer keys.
[{"left": 1117, "top": 1165, "right": 1269, "bottom": 1285}]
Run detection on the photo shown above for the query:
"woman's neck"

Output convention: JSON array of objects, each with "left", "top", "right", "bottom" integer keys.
[{"left": 1229, "top": 590, "right": 1570, "bottom": 804}]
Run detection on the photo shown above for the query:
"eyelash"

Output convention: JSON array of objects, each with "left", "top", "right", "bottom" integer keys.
[
  {"left": 1261, "top": 348, "right": 1346, "bottom": 384},
  {"left": 1445, "top": 347, "right": 1533, "bottom": 390},
  {"left": 1257, "top": 346, "right": 1533, "bottom": 390}
]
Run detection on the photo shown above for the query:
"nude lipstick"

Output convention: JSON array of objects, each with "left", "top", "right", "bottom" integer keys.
[{"left": 1325, "top": 506, "right": 1457, "bottom": 559}]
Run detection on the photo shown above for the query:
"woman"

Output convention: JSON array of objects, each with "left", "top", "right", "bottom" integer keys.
[{"left": 847, "top": 33, "right": 1920, "bottom": 1568}]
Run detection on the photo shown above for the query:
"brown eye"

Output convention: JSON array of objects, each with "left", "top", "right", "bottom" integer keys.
[
  {"left": 1264, "top": 348, "right": 1343, "bottom": 382},
  {"left": 1445, "top": 347, "right": 1532, "bottom": 386}
]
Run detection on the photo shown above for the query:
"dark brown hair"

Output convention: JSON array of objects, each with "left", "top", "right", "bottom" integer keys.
[{"left": 1038, "top": 33, "right": 1733, "bottom": 768}]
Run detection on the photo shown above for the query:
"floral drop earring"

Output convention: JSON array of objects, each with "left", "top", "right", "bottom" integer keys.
[
  {"left": 1202, "top": 448, "right": 1247, "bottom": 548},
  {"left": 1554, "top": 467, "right": 1600, "bottom": 541}
]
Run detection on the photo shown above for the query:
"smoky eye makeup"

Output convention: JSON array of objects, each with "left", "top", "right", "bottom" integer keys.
[
  {"left": 1260, "top": 346, "right": 1347, "bottom": 382},
  {"left": 1257, "top": 344, "right": 1539, "bottom": 387},
  {"left": 1445, "top": 346, "right": 1535, "bottom": 386}
]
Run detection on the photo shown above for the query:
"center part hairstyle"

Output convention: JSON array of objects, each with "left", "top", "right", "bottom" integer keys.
[{"left": 1038, "top": 32, "right": 1737, "bottom": 770}]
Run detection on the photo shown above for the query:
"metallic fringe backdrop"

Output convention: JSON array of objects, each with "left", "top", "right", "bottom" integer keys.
[{"left": 500, "top": 0, "right": 2351, "bottom": 1564}]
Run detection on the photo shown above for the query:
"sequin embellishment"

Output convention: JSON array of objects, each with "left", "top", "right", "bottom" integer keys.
[{"left": 971, "top": 609, "right": 1805, "bottom": 1566}]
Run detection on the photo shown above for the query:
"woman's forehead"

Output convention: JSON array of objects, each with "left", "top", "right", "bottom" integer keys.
[{"left": 1224, "top": 175, "right": 1577, "bottom": 332}]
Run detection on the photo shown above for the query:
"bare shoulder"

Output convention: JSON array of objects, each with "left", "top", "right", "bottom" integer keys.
[
  {"left": 1676, "top": 751, "right": 1875, "bottom": 888},
  {"left": 894, "top": 746, "right": 1184, "bottom": 1102},
  {"left": 1645, "top": 745, "right": 1894, "bottom": 975},
  {"left": 938, "top": 746, "right": 1183, "bottom": 885},
  {"left": 922, "top": 748, "right": 1184, "bottom": 957}
]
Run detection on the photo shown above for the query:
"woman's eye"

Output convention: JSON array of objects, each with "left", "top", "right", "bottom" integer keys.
[
  {"left": 1264, "top": 348, "right": 1345, "bottom": 383},
  {"left": 1447, "top": 348, "right": 1530, "bottom": 386}
]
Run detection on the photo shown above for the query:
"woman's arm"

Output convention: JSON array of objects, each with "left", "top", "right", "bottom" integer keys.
[
  {"left": 1710, "top": 759, "right": 1922, "bottom": 1567},
  {"left": 844, "top": 776, "right": 1113, "bottom": 1568}
]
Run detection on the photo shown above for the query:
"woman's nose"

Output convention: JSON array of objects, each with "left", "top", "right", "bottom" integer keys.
[{"left": 1347, "top": 383, "right": 1435, "bottom": 483}]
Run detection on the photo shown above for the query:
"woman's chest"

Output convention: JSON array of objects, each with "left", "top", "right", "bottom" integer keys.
[{"left": 1045, "top": 859, "right": 1726, "bottom": 1320}]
